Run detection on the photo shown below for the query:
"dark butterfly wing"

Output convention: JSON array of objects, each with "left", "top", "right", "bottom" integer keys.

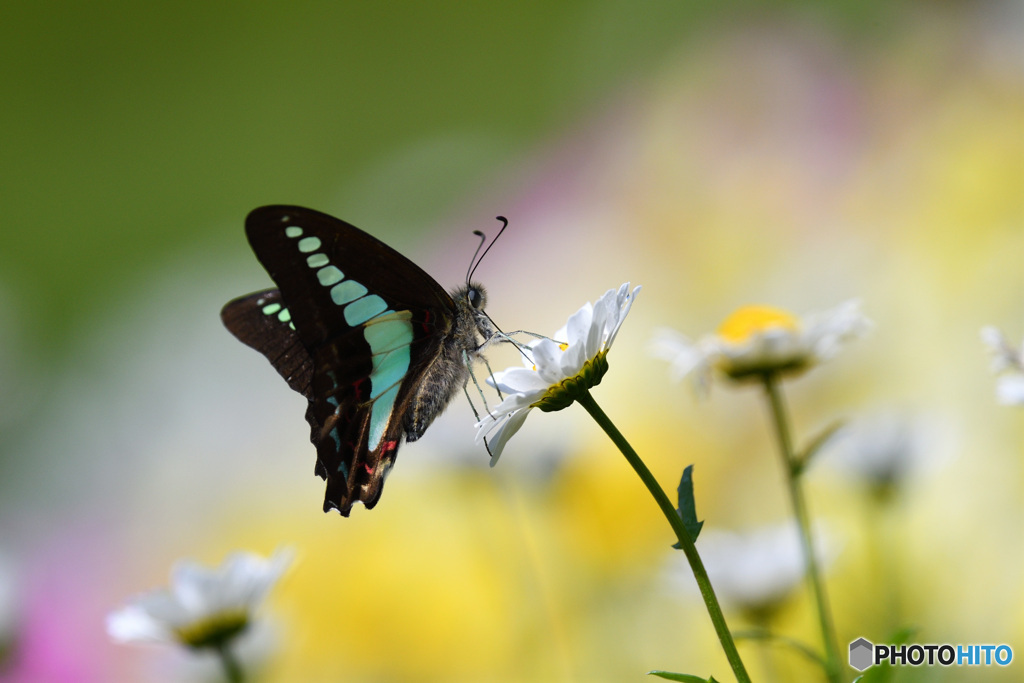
[
  {"left": 245, "top": 205, "right": 455, "bottom": 350},
  {"left": 220, "top": 288, "right": 325, "bottom": 460},
  {"left": 229, "top": 205, "right": 458, "bottom": 516},
  {"left": 220, "top": 288, "right": 314, "bottom": 399}
]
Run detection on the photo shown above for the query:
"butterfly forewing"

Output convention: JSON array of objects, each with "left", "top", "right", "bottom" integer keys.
[{"left": 244, "top": 206, "right": 455, "bottom": 349}]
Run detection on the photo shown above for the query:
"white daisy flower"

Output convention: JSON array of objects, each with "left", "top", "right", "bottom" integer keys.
[
  {"left": 651, "top": 300, "right": 871, "bottom": 393},
  {"left": 107, "top": 548, "right": 292, "bottom": 651},
  {"left": 667, "top": 522, "right": 832, "bottom": 618},
  {"left": 981, "top": 326, "right": 1024, "bottom": 406},
  {"left": 476, "top": 283, "right": 640, "bottom": 464},
  {"left": 825, "top": 412, "right": 948, "bottom": 500}
]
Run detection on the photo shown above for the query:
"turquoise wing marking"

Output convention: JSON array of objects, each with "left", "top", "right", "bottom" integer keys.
[
  {"left": 330, "top": 280, "right": 367, "bottom": 306},
  {"left": 344, "top": 294, "right": 389, "bottom": 326},
  {"left": 368, "top": 385, "right": 401, "bottom": 451},
  {"left": 363, "top": 311, "right": 413, "bottom": 451}
]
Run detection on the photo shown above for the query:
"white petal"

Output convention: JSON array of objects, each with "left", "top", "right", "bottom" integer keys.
[
  {"left": 585, "top": 290, "right": 614, "bottom": 357},
  {"left": 980, "top": 325, "right": 1005, "bottom": 350},
  {"left": 474, "top": 413, "right": 501, "bottom": 443},
  {"left": 518, "top": 343, "right": 538, "bottom": 369},
  {"left": 564, "top": 302, "right": 593, "bottom": 349},
  {"left": 486, "top": 366, "right": 517, "bottom": 388},
  {"left": 485, "top": 407, "right": 533, "bottom": 465},
  {"left": 550, "top": 323, "right": 569, "bottom": 345},
  {"left": 487, "top": 392, "right": 537, "bottom": 420},
  {"left": 171, "top": 561, "right": 223, "bottom": 615},
  {"left": 650, "top": 329, "right": 707, "bottom": 383},
  {"left": 107, "top": 605, "right": 175, "bottom": 643},
  {"left": 996, "top": 374, "right": 1024, "bottom": 405},
  {"left": 491, "top": 367, "right": 550, "bottom": 395},
  {"left": 219, "top": 549, "right": 292, "bottom": 609},
  {"left": 531, "top": 339, "right": 568, "bottom": 383},
  {"left": 475, "top": 392, "right": 536, "bottom": 441},
  {"left": 560, "top": 336, "right": 588, "bottom": 377},
  {"left": 807, "top": 299, "right": 871, "bottom": 360},
  {"left": 981, "top": 325, "right": 1020, "bottom": 373},
  {"left": 606, "top": 285, "right": 640, "bottom": 348}
]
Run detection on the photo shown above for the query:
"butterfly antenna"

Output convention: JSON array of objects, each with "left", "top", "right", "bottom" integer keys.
[
  {"left": 466, "top": 230, "right": 487, "bottom": 284},
  {"left": 466, "top": 216, "right": 509, "bottom": 283}
]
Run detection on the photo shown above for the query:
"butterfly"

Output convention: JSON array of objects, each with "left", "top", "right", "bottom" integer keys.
[{"left": 221, "top": 205, "right": 498, "bottom": 516}]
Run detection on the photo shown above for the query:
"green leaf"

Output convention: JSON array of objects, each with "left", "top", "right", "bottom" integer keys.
[
  {"left": 671, "top": 464, "right": 704, "bottom": 548},
  {"left": 793, "top": 419, "right": 845, "bottom": 476},
  {"left": 732, "top": 628, "right": 826, "bottom": 668},
  {"left": 647, "top": 672, "right": 719, "bottom": 683}
]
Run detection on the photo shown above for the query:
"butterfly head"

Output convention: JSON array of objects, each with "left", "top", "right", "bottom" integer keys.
[{"left": 453, "top": 282, "right": 496, "bottom": 342}]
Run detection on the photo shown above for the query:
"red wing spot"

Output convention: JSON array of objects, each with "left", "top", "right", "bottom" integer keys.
[
  {"left": 381, "top": 440, "right": 399, "bottom": 454},
  {"left": 363, "top": 462, "right": 375, "bottom": 475},
  {"left": 351, "top": 377, "right": 367, "bottom": 398}
]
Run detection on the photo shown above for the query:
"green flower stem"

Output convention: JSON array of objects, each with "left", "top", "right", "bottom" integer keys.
[
  {"left": 576, "top": 390, "right": 751, "bottom": 683},
  {"left": 215, "top": 642, "right": 245, "bottom": 683},
  {"left": 761, "top": 373, "right": 840, "bottom": 683}
]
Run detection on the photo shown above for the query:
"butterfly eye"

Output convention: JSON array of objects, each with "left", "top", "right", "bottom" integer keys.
[{"left": 468, "top": 288, "right": 484, "bottom": 309}]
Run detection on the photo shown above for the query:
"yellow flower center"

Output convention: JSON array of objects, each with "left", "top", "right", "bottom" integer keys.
[
  {"left": 174, "top": 610, "right": 249, "bottom": 649},
  {"left": 531, "top": 351, "right": 609, "bottom": 412},
  {"left": 717, "top": 305, "right": 800, "bottom": 344}
]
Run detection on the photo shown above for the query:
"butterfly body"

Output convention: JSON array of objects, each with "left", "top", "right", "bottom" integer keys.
[{"left": 222, "top": 206, "right": 494, "bottom": 516}]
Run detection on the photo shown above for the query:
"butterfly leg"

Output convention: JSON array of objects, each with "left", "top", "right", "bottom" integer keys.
[
  {"left": 484, "top": 329, "right": 556, "bottom": 358},
  {"left": 462, "top": 347, "right": 499, "bottom": 412},
  {"left": 462, "top": 383, "right": 497, "bottom": 461},
  {"left": 482, "top": 356, "right": 503, "bottom": 400}
]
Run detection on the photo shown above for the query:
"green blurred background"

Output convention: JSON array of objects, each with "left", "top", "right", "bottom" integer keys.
[{"left": 1, "top": 1, "right": 1021, "bottom": 681}]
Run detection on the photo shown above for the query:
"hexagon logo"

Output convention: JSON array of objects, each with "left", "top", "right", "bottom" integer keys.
[{"left": 849, "top": 637, "right": 874, "bottom": 671}]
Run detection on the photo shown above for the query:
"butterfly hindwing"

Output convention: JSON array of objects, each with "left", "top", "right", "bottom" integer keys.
[
  {"left": 305, "top": 310, "right": 432, "bottom": 514},
  {"left": 230, "top": 206, "right": 462, "bottom": 516},
  {"left": 220, "top": 288, "right": 315, "bottom": 399}
]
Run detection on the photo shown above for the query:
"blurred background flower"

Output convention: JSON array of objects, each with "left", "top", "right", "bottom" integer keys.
[
  {"left": 664, "top": 522, "right": 834, "bottom": 624},
  {"left": 981, "top": 326, "right": 1024, "bottom": 405},
  {"left": 108, "top": 548, "right": 292, "bottom": 682},
  {"left": 1, "top": 2, "right": 1021, "bottom": 681},
  {"left": 823, "top": 411, "right": 947, "bottom": 500},
  {"left": 107, "top": 548, "right": 291, "bottom": 647},
  {"left": 650, "top": 299, "right": 870, "bottom": 391}
]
